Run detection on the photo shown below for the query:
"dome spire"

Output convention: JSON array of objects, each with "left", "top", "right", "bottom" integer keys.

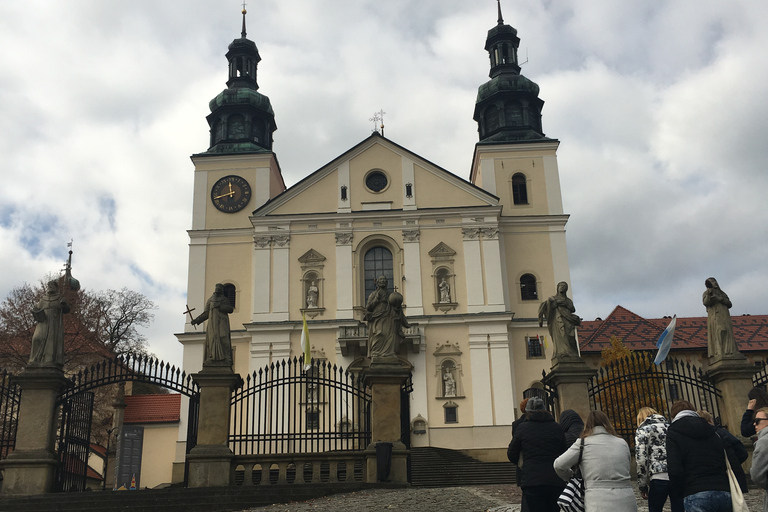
[
  {"left": 497, "top": 0, "right": 504, "bottom": 25},
  {"left": 241, "top": 3, "right": 247, "bottom": 38}
]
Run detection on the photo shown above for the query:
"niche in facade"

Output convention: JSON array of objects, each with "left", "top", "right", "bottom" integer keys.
[
  {"left": 429, "top": 242, "right": 458, "bottom": 313},
  {"left": 299, "top": 249, "right": 326, "bottom": 318},
  {"left": 433, "top": 341, "right": 464, "bottom": 399}
]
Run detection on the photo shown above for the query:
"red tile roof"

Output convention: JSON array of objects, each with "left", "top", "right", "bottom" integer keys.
[
  {"left": 579, "top": 305, "right": 768, "bottom": 353},
  {"left": 124, "top": 394, "right": 181, "bottom": 424}
]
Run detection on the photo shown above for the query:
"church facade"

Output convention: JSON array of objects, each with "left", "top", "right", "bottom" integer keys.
[{"left": 175, "top": 7, "right": 573, "bottom": 468}]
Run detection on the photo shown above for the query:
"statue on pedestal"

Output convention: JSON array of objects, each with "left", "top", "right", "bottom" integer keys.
[
  {"left": 703, "top": 277, "right": 737, "bottom": 358},
  {"left": 29, "top": 280, "right": 70, "bottom": 366},
  {"left": 191, "top": 283, "right": 234, "bottom": 367},
  {"left": 538, "top": 281, "right": 582, "bottom": 360},
  {"left": 306, "top": 281, "right": 318, "bottom": 308},
  {"left": 443, "top": 371, "right": 457, "bottom": 397},
  {"left": 439, "top": 278, "right": 451, "bottom": 303},
  {"left": 365, "top": 276, "right": 410, "bottom": 360}
]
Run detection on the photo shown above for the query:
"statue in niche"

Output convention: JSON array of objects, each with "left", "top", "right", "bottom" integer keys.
[
  {"left": 703, "top": 277, "right": 738, "bottom": 358},
  {"left": 191, "top": 283, "right": 234, "bottom": 367},
  {"left": 538, "top": 281, "right": 582, "bottom": 360},
  {"left": 29, "top": 280, "right": 70, "bottom": 366},
  {"left": 365, "top": 276, "right": 411, "bottom": 360},
  {"left": 443, "top": 371, "right": 457, "bottom": 397},
  {"left": 306, "top": 280, "right": 319, "bottom": 308},
  {"left": 439, "top": 277, "right": 451, "bottom": 303}
]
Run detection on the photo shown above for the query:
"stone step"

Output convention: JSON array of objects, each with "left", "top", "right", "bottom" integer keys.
[{"left": 409, "top": 447, "right": 515, "bottom": 487}]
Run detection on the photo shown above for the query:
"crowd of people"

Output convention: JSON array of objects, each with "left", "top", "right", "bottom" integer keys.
[{"left": 506, "top": 388, "right": 768, "bottom": 512}]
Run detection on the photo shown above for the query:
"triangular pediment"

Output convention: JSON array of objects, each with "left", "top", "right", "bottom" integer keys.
[
  {"left": 433, "top": 341, "right": 462, "bottom": 357},
  {"left": 253, "top": 133, "right": 498, "bottom": 217},
  {"left": 428, "top": 242, "right": 456, "bottom": 258},
  {"left": 298, "top": 249, "right": 326, "bottom": 264}
]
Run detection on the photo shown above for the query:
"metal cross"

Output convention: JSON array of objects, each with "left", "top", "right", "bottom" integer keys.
[
  {"left": 369, "top": 109, "right": 386, "bottom": 135},
  {"left": 183, "top": 305, "right": 197, "bottom": 329}
]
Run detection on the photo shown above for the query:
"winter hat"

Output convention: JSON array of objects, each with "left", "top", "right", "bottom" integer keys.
[{"left": 525, "top": 397, "right": 545, "bottom": 413}]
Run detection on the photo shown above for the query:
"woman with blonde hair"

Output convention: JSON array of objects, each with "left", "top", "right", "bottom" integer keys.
[
  {"left": 635, "top": 406, "right": 683, "bottom": 512},
  {"left": 554, "top": 410, "right": 637, "bottom": 511}
]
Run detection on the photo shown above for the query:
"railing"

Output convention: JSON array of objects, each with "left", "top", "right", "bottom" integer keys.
[
  {"left": 229, "top": 358, "right": 371, "bottom": 456},
  {"left": 587, "top": 353, "right": 722, "bottom": 447},
  {"left": 232, "top": 452, "right": 366, "bottom": 486},
  {"left": 0, "top": 369, "right": 21, "bottom": 460}
]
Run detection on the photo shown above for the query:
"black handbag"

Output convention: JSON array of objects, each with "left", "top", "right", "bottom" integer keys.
[{"left": 557, "top": 438, "right": 585, "bottom": 512}]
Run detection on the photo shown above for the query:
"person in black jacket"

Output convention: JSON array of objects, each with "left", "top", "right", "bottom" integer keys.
[
  {"left": 699, "top": 409, "right": 748, "bottom": 494},
  {"left": 507, "top": 397, "right": 566, "bottom": 512},
  {"left": 740, "top": 386, "right": 768, "bottom": 438},
  {"left": 666, "top": 400, "right": 731, "bottom": 512},
  {"left": 559, "top": 409, "right": 584, "bottom": 449}
]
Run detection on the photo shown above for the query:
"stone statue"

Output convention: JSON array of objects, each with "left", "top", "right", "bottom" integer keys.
[
  {"left": 29, "top": 280, "right": 70, "bottom": 366},
  {"left": 538, "top": 281, "right": 582, "bottom": 360},
  {"left": 439, "top": 278, "right": 451, "bottom": 303},
  {"left": 703, "top": 277, "right": 738, "bottom": 358},
  {"left": 306, "top": 281, "right": 318, "bottom": 308},
  {"left": 191, "top": 283, "right": 234, "bottom": 366},
  {"left": 443, "top": 371, "right": 457, "bottom": 397},
  {"left": 365, "top": 276, "right": 411, "bottom": 360}
]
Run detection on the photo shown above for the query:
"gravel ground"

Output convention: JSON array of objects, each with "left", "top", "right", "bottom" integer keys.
[{"left": 240, "top": 483, "right": 765, "bottom": 512}]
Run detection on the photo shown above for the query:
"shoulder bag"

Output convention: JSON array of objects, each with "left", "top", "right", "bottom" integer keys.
[
  {"left": 557, "top": 438, "right": 585, "bottom": 512},
  {"left": 724, "top": 449, "right": 749, "bottom": 512}
]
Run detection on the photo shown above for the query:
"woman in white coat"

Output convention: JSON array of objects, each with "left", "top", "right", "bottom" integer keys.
[{"left": 554, "top": 410, "right": 637, "bottom": 512}]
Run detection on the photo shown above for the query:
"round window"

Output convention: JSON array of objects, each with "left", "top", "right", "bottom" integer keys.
[{"left": 365, "top": 171, "right": 388, "bottom": 192}]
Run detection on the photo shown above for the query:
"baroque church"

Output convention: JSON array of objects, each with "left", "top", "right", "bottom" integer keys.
[{"left": 174, "top": 5, "right": 573, "bottom": 468}]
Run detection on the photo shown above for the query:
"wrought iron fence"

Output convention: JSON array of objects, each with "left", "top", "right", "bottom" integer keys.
[
  {"left": 587, "top": 353, "right": 722, "bottom": 447},
  {"left": 752, "top": 361, "right": 768, "bottom": 388},
  {"left": 230, "top": 358, "right": 371, "bottom": 456},
  {"left": 56, "top": 392, "right": 94, "bottom": 492},
  {"left": 0, "top": 368, "right": 21, "bottom": 460}
]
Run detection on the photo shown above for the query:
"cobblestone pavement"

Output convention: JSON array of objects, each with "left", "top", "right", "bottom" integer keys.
[{"left": 241, "top": 483, "right": 766, "bottom": 512}]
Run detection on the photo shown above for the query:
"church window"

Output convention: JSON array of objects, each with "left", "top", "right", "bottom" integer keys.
[
  {"left": 364, "top": 247, "right": 394, "bottom": 301},
  {"left": 340, "top": 185, "right": 347, "bottom": 201},
  {"left": 526, "top": 335, "right": 544, "bottom": 359},
  {"left": 512, "top": 173, "right": 528, "bottom": 204},
  {"left": 520, "top": 273, "right": 537, "bottom": 300},
  {"left": 222, "top": 283, "right": 237, "bottom": 309},
  {"left": 365, "top": 170, "right": 388, "bottom": 193},
  {"left": 444, "top": 402, "right": 458, "bottom": 424}
]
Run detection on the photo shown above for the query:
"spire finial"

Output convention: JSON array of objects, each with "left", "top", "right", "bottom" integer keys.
[
  {"left": 497, "top": 0, "right": 504, "bottom": 25},
  {"left": 241, "top": 3, "right": 247, "bottom": 38}
]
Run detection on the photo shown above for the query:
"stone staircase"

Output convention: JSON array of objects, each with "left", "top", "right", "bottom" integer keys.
[
  {"left": 0, "top": 483, "right": 383, "bottom": 512},
  {"left": 410, "top": 447, "right": 515, "bottom": 487}
]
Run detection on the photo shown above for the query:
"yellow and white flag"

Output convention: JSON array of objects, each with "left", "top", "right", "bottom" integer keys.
[{"left": 301, "top": 312, "right": 311, "bottom": 370}]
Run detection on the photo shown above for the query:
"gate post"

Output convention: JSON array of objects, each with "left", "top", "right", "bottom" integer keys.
[
  {"left": 0, "top": 365, "right": 68, "bottom": 496},
  {"left": 544, "top": 359, "right": 596, "bottom": 421},
  {"left": 707, "top": 356, "right": 758, "bottom": 434},
  {"left": 363, "top": 360, "right": 411, "bottom": 484},
  {"left": 186, "top": 366, "right": 242, "bottom": 488}
]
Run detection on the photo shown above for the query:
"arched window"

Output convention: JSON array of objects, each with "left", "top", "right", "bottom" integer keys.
[
  {"left": 222, "top": 283, "right": 237, "bottom": 309},
  {"left": 484, "top": 105, "right": 500, "bottom": 134},
  {"left": 364, "top": 247, "right": 394, "bottom": 301},
  {"left": 520, "top": 273, "right": 537, "bottom": 301},
  {"left": 512, "top": 173, "right": 528, "bottom": 205},
  {"left": 227, "top": 114, "right": 246, "bottom": 139}
]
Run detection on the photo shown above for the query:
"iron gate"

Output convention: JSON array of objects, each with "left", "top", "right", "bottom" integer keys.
[
  {"left": 586, "top": 352, "right": 722, "bottom": 447},
  {"left": 54, "top": 355, "right": 200, "bottom": 492},
  {"left": 0, "top": 369, "right": 21, "bottom": 460}
]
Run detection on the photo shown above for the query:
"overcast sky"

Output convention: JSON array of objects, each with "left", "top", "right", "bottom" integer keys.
[{"left": 1, "top": 1, "right": 766, "bottom": 366}]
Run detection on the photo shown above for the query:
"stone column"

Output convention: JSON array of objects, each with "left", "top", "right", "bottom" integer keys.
[
  {"left": 0, "top": 365, "right": 69, "bottom": 496},
  {"left": 186, "top": 366, "right": 242, "bottom": 488},
  {"left": 545, "top": 359, "right": 596, "bottom": 421},
  {"left": 707, "top": 355, "right": 758, "bottom": 435},
  {"left": 363, "top": 360, "right": 411, "bottom": 484}
]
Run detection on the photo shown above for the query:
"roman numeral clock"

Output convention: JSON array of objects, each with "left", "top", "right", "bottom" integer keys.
[{"left": 211, "top": 175, "right": 252, "bottom": 213}]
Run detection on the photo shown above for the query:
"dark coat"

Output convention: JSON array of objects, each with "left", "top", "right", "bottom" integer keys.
[
  {"left": 666, "top": 414, "right": 729, "bottom": 497},
  {"left": 716, "top": 426, "right": 748, "bottom": 493},
  {"left": 507, "top": 410, "right": 567, "bottom": 489},
  {"left": 559, "top": 409, "right": 584, "bottom": 449},
  {"left": 742, "top": 408, "right": 757, "bottom": 438}
]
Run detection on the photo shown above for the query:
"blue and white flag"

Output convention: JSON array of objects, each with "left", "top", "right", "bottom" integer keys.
[{"left": 654, "top": 315, "right": 677, "bottom": 365}]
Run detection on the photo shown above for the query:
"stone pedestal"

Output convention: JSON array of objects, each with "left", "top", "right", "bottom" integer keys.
[
  {"left": 545, "top": 358, "right": 597, "bottom": 421},
  {"left": 0, "top": 365, "right": 68, "bottom": 496},
  {"left": 362, "top": 359, "right": 411, "bottom": 484},
  {"left": 707, "top": 355, "right": 758, "bottom": 434},
  {"left": 186, "top": 366, "right": 242, "bottom": 488}
]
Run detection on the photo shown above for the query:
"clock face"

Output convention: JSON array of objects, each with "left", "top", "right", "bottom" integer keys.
[{"left": 211, "top": 175, "right": 252, "bottom": 213}]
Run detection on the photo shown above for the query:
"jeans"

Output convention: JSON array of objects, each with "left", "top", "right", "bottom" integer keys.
[
  {"left": 683, "top": 490, "right": 732, "bottom": 512},
  {"left": 648, "top": 479, "right": 684, "bottom": 512},
  {"left": 521, "top": 485, "right": 563, "bottom": 512}
]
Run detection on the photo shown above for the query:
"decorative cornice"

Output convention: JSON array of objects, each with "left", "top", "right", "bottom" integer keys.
[
  {"left": 253, "top": 234, "right": 291, "bottom": 248},
  {"left": 335, "top": 232, "right": 354, "bottom": 245},
  {"left": 402, "top": 229, "right": 420, "bottom": 243},
  {"left": 462, "top": 227, "right": 481, "bottom": 240}
]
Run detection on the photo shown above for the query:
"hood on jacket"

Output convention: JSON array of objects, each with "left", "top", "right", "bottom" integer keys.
[
  {"left": 527, "top": 410, "right": 555, "bottom": 422},
  {"left": 640, "top": 413, "right": 669, "bottom": 429},
  {"left": 559, "top": 409, "right": 584, "bottom": 432},
  {"left": 669, "top": 414, "right": 716, "bottom": 440}
]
